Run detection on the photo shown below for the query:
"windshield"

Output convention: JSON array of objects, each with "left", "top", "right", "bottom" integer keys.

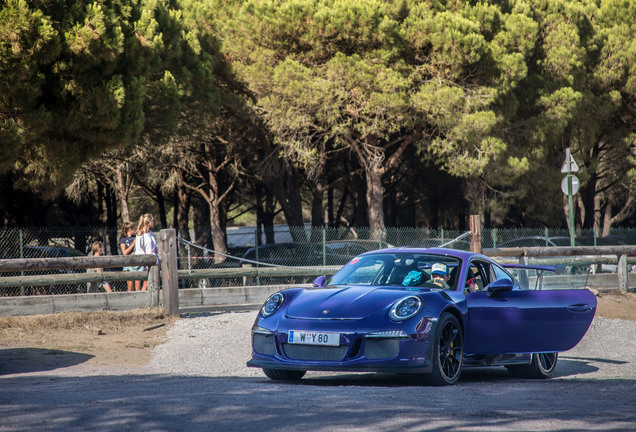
[{"left": 328, "top": 253, "right": 462, "bottom": 290}]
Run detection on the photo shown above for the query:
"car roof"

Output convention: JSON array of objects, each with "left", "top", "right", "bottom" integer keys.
[{"left": 360, "top": 246, "right": 479, "bottom": 261}]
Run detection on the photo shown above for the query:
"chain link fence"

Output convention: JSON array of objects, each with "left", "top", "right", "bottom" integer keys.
[{"left": 3, "top": 225, "right": 636, "bottom": 296}]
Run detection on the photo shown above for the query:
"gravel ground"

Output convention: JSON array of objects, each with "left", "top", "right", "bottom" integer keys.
[
  {"left": 2, "top": 311, "right": 635, "bottom": 432},
  {"left": 148, "top": 311, "right": 636, "bottom": 380}
]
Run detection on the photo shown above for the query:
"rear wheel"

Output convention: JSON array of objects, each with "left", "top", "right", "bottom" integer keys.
[
  {"left": 422, "top": 313, "right": 463, "bottom": 386},
  {"left": 506, "top": 353, "right": 558, "bottom": 379},
  {"left": 262, "top": 368, "right": 306, "bottom": 381}
]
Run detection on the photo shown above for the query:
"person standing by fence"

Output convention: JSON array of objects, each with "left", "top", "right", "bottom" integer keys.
[
  {"left": 119, "top": 222, "right": 140, "bottom": 292},
  {"left": 88, "top": 241, "right": 113, "bottom": 293},
  {"left": 134, "top": 213, "right": 158, "bottom": 291}
]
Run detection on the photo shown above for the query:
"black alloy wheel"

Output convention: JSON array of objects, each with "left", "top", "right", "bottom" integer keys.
[
  {"left": 423, "top": 313, "right": 464, "bottom": 386},
  {"left": 507, "top": 352, "right": 558, "bottom": 379}
]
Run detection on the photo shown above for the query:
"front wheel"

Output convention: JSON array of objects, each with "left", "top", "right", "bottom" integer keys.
[
  {"left": 506, "top": 353, "right": 558, "bottom": 379},
  {"left": 422, "top": 313, "right": 464, "bottom": 386},
  {"left": 262, "top": 368, "right": 306, "bottom": 381}
]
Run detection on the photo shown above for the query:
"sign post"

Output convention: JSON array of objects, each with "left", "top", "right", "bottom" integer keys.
[{"left": 561, "top": 148, "right": 580, "bottom": 246}]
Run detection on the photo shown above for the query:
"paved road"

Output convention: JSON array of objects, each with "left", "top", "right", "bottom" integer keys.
[{"left": 1, "top": 314, "right": 635, "bottom": 432}]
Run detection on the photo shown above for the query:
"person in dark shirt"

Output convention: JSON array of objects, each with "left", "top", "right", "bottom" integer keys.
[{"left": 119, "top": 221, "right": 140, "bottom": 291}]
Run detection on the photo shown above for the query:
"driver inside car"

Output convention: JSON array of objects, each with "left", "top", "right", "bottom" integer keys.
[{"left": 423, "top": 263, "right": 451, "bottom": 289}]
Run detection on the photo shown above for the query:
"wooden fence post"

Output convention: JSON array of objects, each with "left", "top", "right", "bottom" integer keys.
[
  {"left": 618, "top": 254, "right": 628, "bottom": 292},
  {"left": 148, "top": 265, "right": 160, "bottom": 307},
  {"left": 159, "top": 229, "right": 179, "bottom": 315},
  {"left": 469, "top": 215, "right": 482, "bottom": 254}
]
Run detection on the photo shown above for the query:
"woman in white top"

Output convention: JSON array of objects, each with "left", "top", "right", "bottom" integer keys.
[{"left": 134, "top": 213, "right": 158, "bottom": 291}]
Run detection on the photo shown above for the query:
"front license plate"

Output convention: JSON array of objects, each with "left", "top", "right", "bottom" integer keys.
[{"left": 288, "top": 330, "right": 340, "bottom": 346}]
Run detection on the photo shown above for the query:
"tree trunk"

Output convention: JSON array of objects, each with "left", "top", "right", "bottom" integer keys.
[
  {"left": 193, "top": 196, "right": 211, "bottom": 248},
  {"left": 310, "top": 172, "right": 326, "bottom": 242},
  {"left": 577, "top": 195, "right": 585, "bottom": 229},
  {"left": 593, "top": 190, "right": 602, "bottom": 236},
  {"left": 602, "top": 202, "right": 612, "bottom": 236},
  {"left": 350, "top": 170, "right": 368, "bottom": 227},
  {"left": 96, "top": 181, "right": 105, "bottom": 223},
  {"left": 366, "top": 168, "right": 385, "bottom": 233},
  {"left": 156, "top": 189, "right": 167, "bottom": 228},
  {"left": 263, "top": 188, "right": 276, "bottom": 244},
  {"left": 209, "top": 197, "right": 228, "bottom": 262},
  {"left": 115, "top": 164, "right": 131, "bottom": 224},
  {"left": 204, "top": 165, "right": 228, "bottom": 261},
  {"left": 176, "top": 172, "right": 191, "bottom": 241},
  {"left": 271, "top": 160, "right": 306, "bottom": 242},
  {"left": 311, "top": 177, "right": 325, "bottom": 227}
]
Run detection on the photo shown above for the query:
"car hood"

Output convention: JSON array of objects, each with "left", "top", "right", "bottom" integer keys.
[{"left": 285, "top": 286, "right": 415, "bottom": 319}]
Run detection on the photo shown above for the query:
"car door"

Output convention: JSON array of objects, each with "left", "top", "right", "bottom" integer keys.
[{"left": 463, "top": 259, "right": 596, "bottom": 355}]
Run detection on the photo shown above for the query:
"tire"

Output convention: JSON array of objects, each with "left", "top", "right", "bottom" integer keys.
[
  {"left": 506, "top": 353, "right": 558, "bottom": 379},
  {"left": 262, "top": 368, "right": 306, "bottom": 381},
  {"left": 422, "top": 313, "right": 464, "bottom": 386}
]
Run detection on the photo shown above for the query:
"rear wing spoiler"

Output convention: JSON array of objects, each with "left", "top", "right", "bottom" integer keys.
[
  {"left": 502, "top": 263, "right": 559, "bottom": 272},
  {"left": 503, "top": 263, "right": 586, "bottom": 290}
]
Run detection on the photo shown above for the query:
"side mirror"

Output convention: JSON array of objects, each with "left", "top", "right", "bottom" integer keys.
[
  {"left": 486, "top": 278, "right": 513, "bottom": 297},
  {"left": 312, "top": 275, "right": 327, "bottom": 287}
]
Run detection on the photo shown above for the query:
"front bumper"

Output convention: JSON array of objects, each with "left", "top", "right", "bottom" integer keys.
[
  {"left": 247, "top": 326, "right": 435, "bottom": 375},
  {"left": 246, "top": 358, "right": 432, "bottom": 374}
]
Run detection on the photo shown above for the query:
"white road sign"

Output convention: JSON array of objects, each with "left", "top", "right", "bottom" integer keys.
[
  {"left": 561, "top": 175, "right": 580, "bottom": 195},
  {"left": 561, "top": 149, "right": 579, "bottom": 173}
]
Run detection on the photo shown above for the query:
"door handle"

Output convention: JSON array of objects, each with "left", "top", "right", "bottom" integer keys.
[{"left": 567, "top": 304, "right": 592, "bottom": 312}]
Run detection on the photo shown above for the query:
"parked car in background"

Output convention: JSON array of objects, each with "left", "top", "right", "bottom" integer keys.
[
  {"left": 14, "top": 246, "right": 87, "bottom": 295},
  {"left": 498, "top": 235, "right": 629, "bottom": 248},
  {"left": 497, "top": 236, "right": 572, "bottom": 248},
  {"left": 22, "top": 245, "right": 86, "bottom": 259},
  {"left": 180, "top": 247, "right": 243, "bottom": 289},
  {"left": 242, "top": 242, "right": 352, "bottom": 267},
  {"left": 325, "top": 240, "right": 393, "bottom": 263}
]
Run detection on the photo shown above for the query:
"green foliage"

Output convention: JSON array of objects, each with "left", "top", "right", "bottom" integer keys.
[
  {"left": 3, "top": 0, "right": 636, "bottom": 230},
  {"left": 1, "top": 0, "right": 220, "bottom": 196}
]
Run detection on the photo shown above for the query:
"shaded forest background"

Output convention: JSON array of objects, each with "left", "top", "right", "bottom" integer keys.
[{"left": 1, "top": 0, "right": 636, "bottom": 254}]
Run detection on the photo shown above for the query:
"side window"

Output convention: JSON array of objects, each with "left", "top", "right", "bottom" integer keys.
[
  {"left": 467, "top": 263, "right": 485, "bottom": 291},
  {"left": 492, "top": 264, "right": 513, "bottom": 284}
]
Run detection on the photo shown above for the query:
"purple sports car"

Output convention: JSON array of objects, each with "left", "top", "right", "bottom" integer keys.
[{"left": 247, "top": 247, "right": 596, "bottom": 385}]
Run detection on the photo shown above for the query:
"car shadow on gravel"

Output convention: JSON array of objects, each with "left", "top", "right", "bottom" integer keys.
[
  {"left": 0, "top": 348, "right": 93, "bottom": 375},
  {"left": 2, "top": 374, "right": 635, "bottom": 432},
  {"left": 245, "top": 362, "right": 601, "bottom": 388},
  {"left": 247, "top": 357, "right": 606, "bottom": 388}
]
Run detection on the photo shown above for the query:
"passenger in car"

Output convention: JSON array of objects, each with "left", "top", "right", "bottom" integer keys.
[{"left": 464, "top": 268, "right": 481, "bottom": 294}]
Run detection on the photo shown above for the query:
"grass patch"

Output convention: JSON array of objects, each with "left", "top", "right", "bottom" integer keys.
[{"left": 0, "top": 308, "right": 174, "bottom": 331}]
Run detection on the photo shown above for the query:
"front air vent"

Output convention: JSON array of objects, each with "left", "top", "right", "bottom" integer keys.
[
  {"left": 364, "top": 339, "right": 400, "bottom": 359},
  {"left": 282, "top": 344, "right": 348, "bottom": 361},
  {"left": 253, "top": 334, "right": 276, "bottom": 356}
]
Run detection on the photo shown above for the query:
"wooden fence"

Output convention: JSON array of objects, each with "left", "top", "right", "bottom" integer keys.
[{"left": 1, "top": 228, "right": 636, "bottom": 317}]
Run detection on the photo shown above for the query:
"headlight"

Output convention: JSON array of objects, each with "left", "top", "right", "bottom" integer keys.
[
  {"left": 260, "top": 292, "right": 285, "bottom": 317},
  {"left": 389, "top": 296, "right": 422, "bottom": 321}
]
